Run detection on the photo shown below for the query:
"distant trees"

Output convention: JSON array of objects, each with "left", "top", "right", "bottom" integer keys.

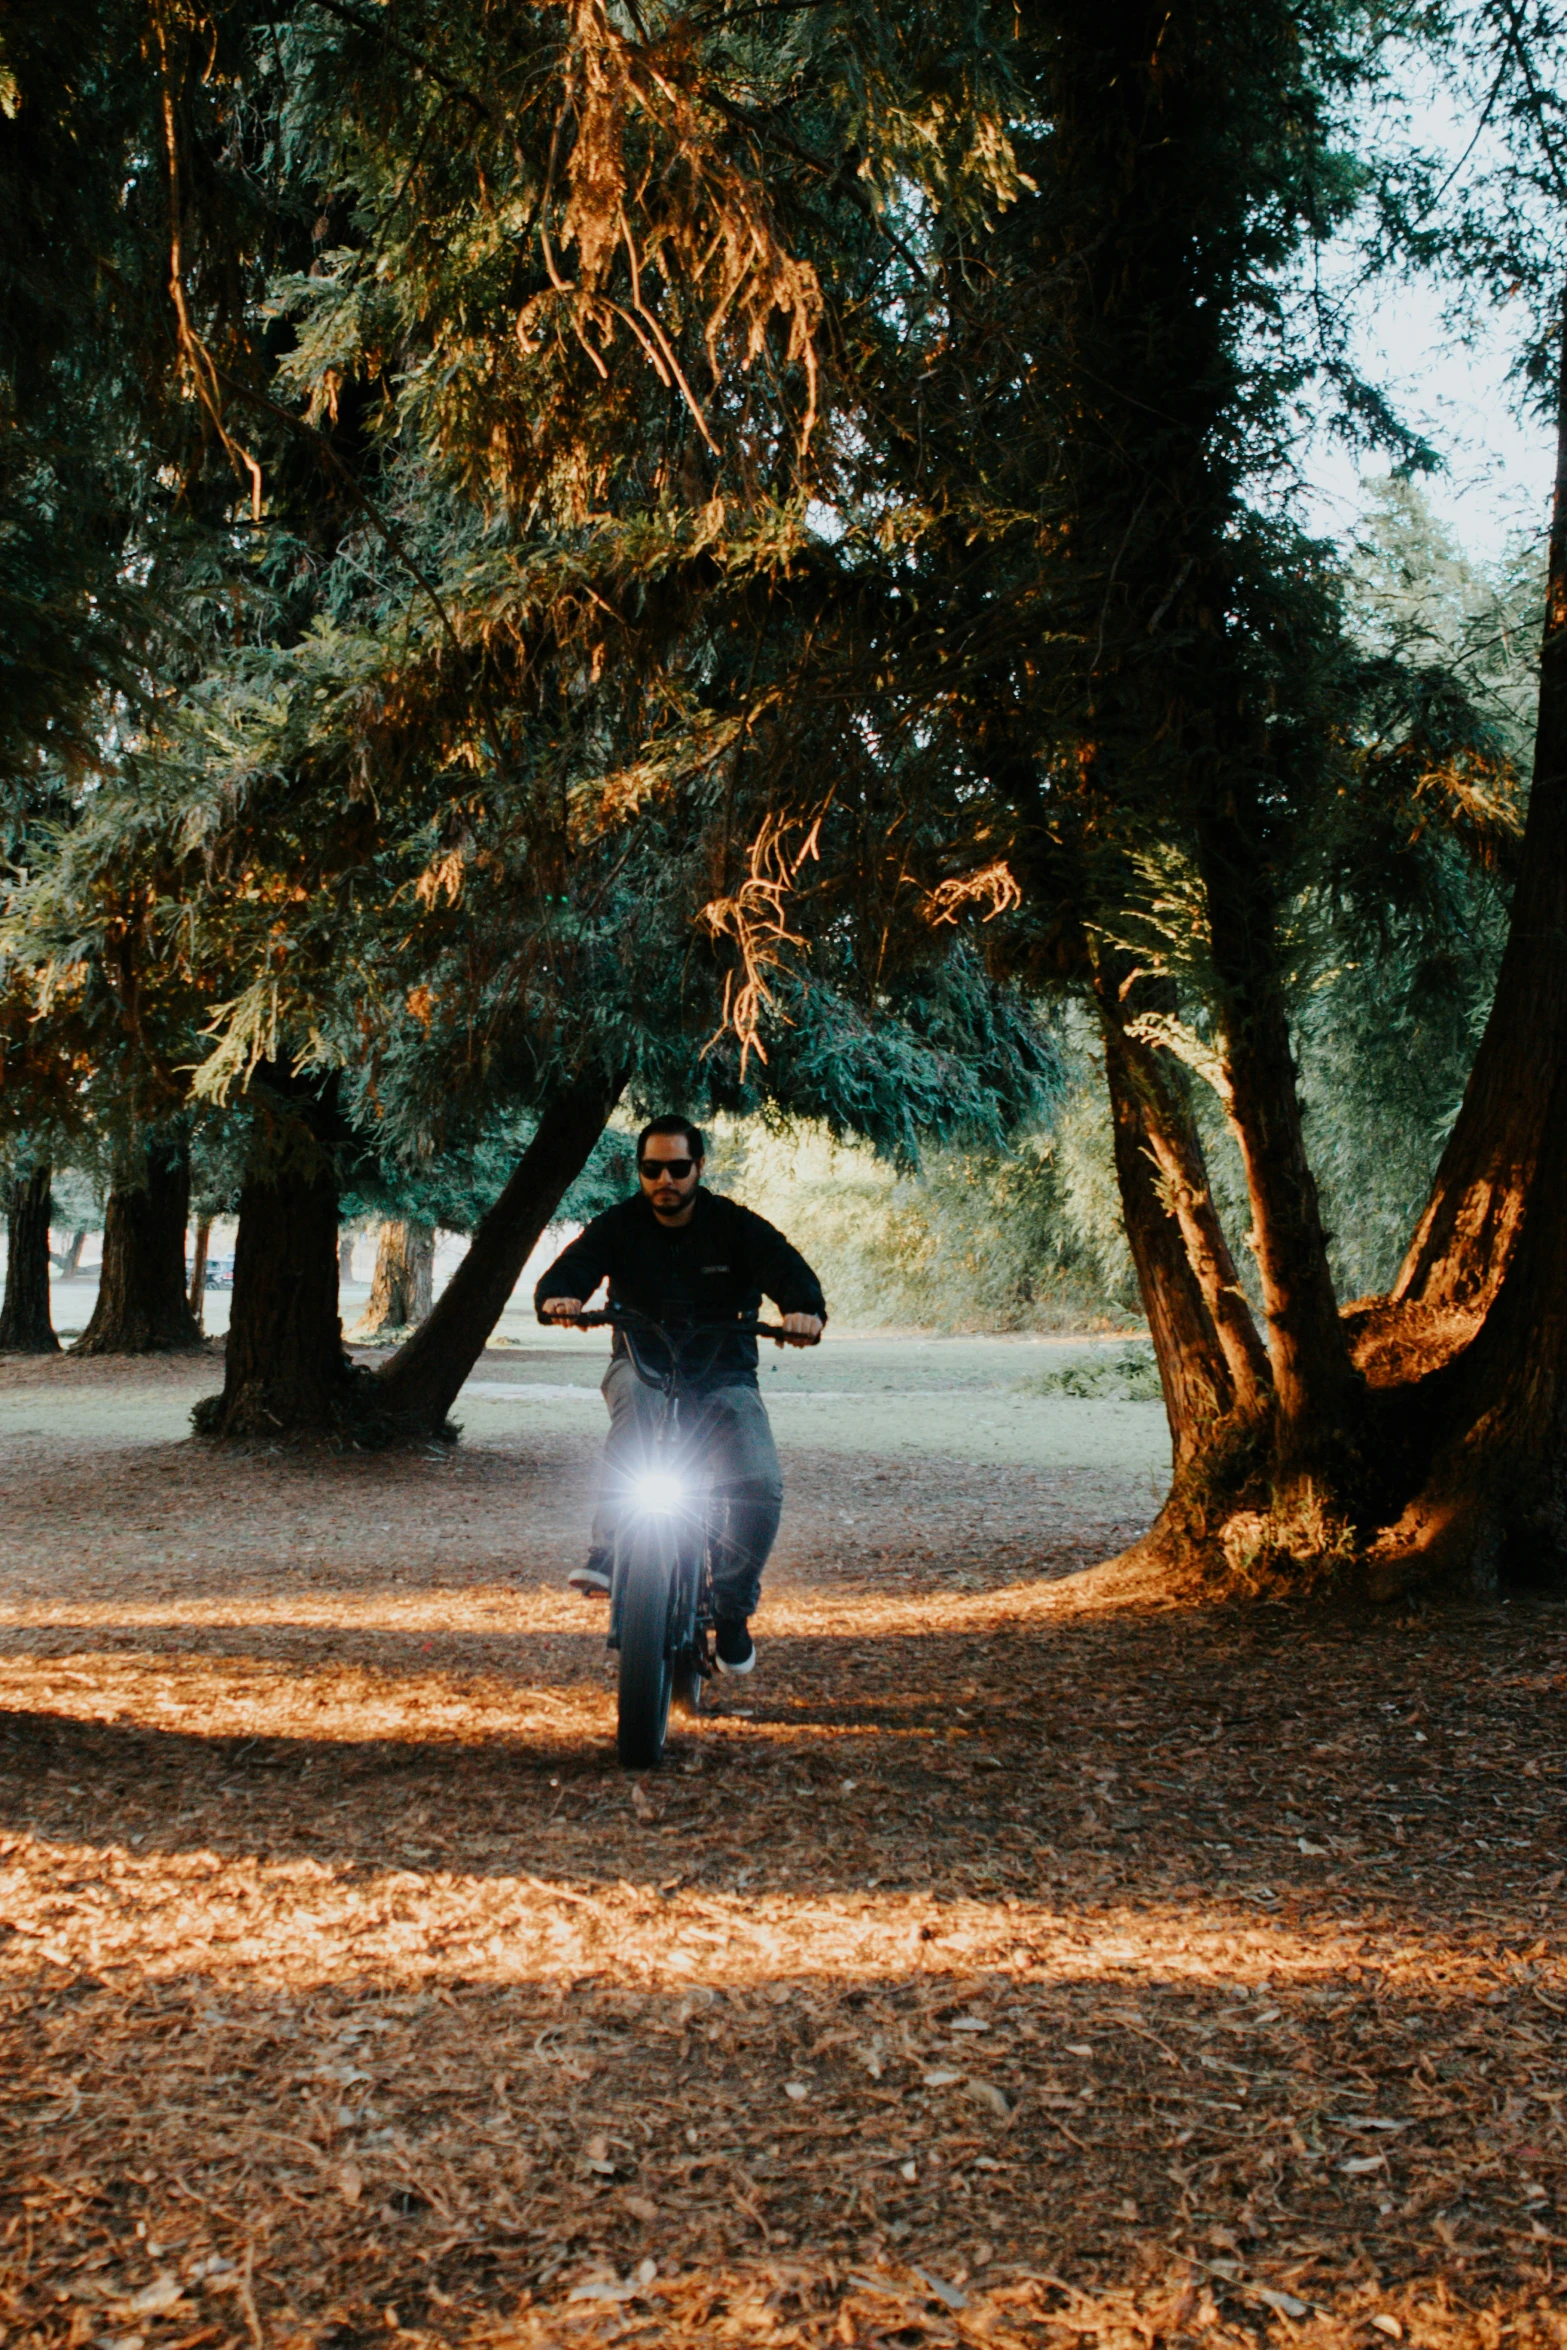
[
  {"left": 350, "top": 1224, "right": 435, "bottom": 1342},
  {"left": 0, "top": 1165, "right": 57, "bottom": 1354},
  {"left": 75, "top": 1140, "right": 202, "bottom": 1354}
]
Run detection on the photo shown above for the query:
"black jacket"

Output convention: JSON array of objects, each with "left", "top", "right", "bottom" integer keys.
[{"left": 535, "top": 1188, "right": 826, "bottom": 1386}]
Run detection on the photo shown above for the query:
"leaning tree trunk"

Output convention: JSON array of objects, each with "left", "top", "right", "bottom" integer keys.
[
  {"left": 350, "top": 1220, "right": 434, "bottom": 1339},
  {"left": 51, "top": 1228, "right": 88, "bottom": 1279},
  {"left": 1389, "top": 284, "right": 1567, "bottom": 1333},
  {"left": 1078, "top": 766, "right": 1367, "bottom": 1588},
  {"left": 1102, "top": 1009, "right": 1235, "bottom": 1472},
  {"left": 1095, "top": 967, "right": 1277, "bottom": 1577},
  {"left": 0, "top": 1167, "right": 59, "bottom": 1353},
  {"left": 192, "top": 1076, "right": 352, "bottom": 1438},
  {"left": 1094, "top": 956, "right": 1271, "bottom": 1440},
  {"left": 1195, "top": 791, "right": 1362, "bottom": 1464},
  {"left": 75, "top": 1141, "right": 203, "bottom": 1355},
  {"left": 370, "top": 1067, "right": 623, "bottom": 1437}
]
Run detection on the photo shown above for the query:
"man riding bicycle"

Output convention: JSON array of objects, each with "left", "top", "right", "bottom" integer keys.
[{"left": 535, "top": 1117, "right": 826, "bottom": 1675}]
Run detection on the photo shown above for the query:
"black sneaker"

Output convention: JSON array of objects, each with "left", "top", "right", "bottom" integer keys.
[
  {"left": 714, "top": 1618, "right": 755, "bottom": 1675},
  {"left": 568, "top": 1563, "right": 612, "bottom": 1597}
]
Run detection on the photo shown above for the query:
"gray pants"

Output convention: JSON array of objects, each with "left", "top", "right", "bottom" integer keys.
[{"left": 587, "top": 1356, "right": 784, "bottom": 1619}]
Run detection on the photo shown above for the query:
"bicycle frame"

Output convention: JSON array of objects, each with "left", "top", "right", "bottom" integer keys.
[{"left": 582, "top": 1310, "right": 763, "bottom": 1657}]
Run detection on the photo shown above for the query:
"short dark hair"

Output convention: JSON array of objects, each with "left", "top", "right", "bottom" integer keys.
[{"left": 638, "top": 1114, "right": 704, "bottom": 1160}]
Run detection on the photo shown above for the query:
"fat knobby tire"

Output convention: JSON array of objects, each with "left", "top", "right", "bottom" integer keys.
[{"left": 616, "top": 1534, "right": 674, "bottom": 1768}]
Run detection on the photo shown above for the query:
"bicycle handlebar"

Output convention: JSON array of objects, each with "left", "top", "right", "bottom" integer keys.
[{"left": 537, "top": 1303, "right": 821, "bottom": 1348}]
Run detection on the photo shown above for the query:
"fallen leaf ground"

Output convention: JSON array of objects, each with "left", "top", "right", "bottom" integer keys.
[{"left": 1, "top": 1350, "right": 1564, "bottom": 2350}]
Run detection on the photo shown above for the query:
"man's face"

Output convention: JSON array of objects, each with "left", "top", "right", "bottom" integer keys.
[{"left": 639, "top": 1135, "right": 703, "bottom": 1221}]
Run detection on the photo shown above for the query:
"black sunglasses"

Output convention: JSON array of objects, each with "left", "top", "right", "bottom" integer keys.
[{"left": 640, "top": 1156, "right": 697, "bottom": 1180}]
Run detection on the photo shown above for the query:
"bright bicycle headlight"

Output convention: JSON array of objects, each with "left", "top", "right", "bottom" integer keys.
[{"left": 632, "top": 1470, "right": 684, "bottom": 1514}]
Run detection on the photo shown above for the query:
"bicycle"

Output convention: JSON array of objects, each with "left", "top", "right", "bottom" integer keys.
[{"left": 542, "top": 1302, "right": 819, "bottom": 1767}]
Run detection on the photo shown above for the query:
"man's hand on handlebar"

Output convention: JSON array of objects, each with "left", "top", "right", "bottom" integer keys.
[
  {"left": 541, "top": 1296, "right": 584, "bottom": 1320},
  {"left": 778, "top": 1313, "right": 824, "bottom": 1345}
]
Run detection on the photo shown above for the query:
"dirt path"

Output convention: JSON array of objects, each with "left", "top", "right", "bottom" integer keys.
[{"left": 1, "top": 1351, "right": 1564, "bottom": 2350}]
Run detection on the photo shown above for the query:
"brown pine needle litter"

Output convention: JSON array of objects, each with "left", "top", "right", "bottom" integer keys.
[{"left": 1, "top": 1352, "right": 1564, "bottom": 2350}]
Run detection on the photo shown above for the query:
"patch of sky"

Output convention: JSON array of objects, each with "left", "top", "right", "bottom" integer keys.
[{"left": 1291, "top": 56, "right": 1557, "bottom": 568}]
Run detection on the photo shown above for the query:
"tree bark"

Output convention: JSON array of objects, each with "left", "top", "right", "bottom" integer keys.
[
  {"left": 74, "top": 1142, "right": 204, "bottom": 1355},
  {"left": 0, "top": 1167, "right": 59, "bottom": 1353},
  {"left": 350, "top": 1219, "right": 435, "bottom": 1338},
  {"left": 1369, "top": 1046, "right": 1567, "bottom": 1597},
  {"left": 1099, "top": 968, "right": 1268, "bottom": 1447},
  {"left": 1094, "top": 958, "right": 1271, "bottom": 1439},
  {"left": 192, "top": 1078, "right": 353, "bottom": 1438},
  {"left": 188, "top": 1217, "right": 212, "bottom": 1321},
  {"left": 1100, "top": 1009, "right": 1234, "bottom": 1469},
  {"left": 1390, "top": 283, "right": 1567, "bottom": 1327},
  {"left": 370, "top": 1068, "right": 623, "bottom": 1436},
  {"left": 1195, "top": 795, "right": 1362, "bottom": 1456}
]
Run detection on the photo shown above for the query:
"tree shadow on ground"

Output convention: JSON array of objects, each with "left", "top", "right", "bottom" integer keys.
[
  {"left": 4, "top": 1603, "right": 1566, "bottom": 2348},
  {"left": 1, "top": 1602, "right": 1561, "bottom": 1937}
]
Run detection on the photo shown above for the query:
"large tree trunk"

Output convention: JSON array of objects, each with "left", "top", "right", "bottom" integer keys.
[
  {"left": 991, "top": 2, "right": 1561, "bottom": 1598},
  {"left": 192, "top": 1077, "right": 352, "bottom": 1438},
  {"left": 1369, "top": 1045, "right": 1567, "bottom": 1597},
  {"left": 74, "top": 1141, "right": 203, "bottom": 1355},
  {"left": 0, "top": 1166, "right": 59, "bottom": 1353},
  {"left": 1389, "top": 287, "right": 1567, "bottom": 1331},
  {"left": 989, "top": 0, "right": 1358, "bottom": 1569},
  {"left": 1097, "top": 796, "right": 1380, "bottom": 1585},
  {"left": 370, "top": 1068, "right": 622, "bottom": 1436},
  {"left": 350, "top": 1219, "right": 434, "bottom": 1339}
]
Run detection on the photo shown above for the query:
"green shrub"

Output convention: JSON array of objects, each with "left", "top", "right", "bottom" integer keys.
[{"left": 1013, "top": 1344, "right": 1163, "bottom": 1401}]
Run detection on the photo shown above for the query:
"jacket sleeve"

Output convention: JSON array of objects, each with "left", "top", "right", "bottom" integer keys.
[
  {"left": 737, "top": 1205, "right": 827, "bottom": 1321},
  {"left": 533, "top": 1210, "right": 616, "bottom": 1311}
]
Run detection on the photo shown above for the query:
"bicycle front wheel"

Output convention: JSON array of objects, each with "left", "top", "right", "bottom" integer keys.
[{"left": 616, "top": 1527, "right": 675, "bottom": 1769}]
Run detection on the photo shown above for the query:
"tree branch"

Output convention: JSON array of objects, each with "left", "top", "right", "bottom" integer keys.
[{"left": 304, "top": 0, "right": 492, "bottom": 118}]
